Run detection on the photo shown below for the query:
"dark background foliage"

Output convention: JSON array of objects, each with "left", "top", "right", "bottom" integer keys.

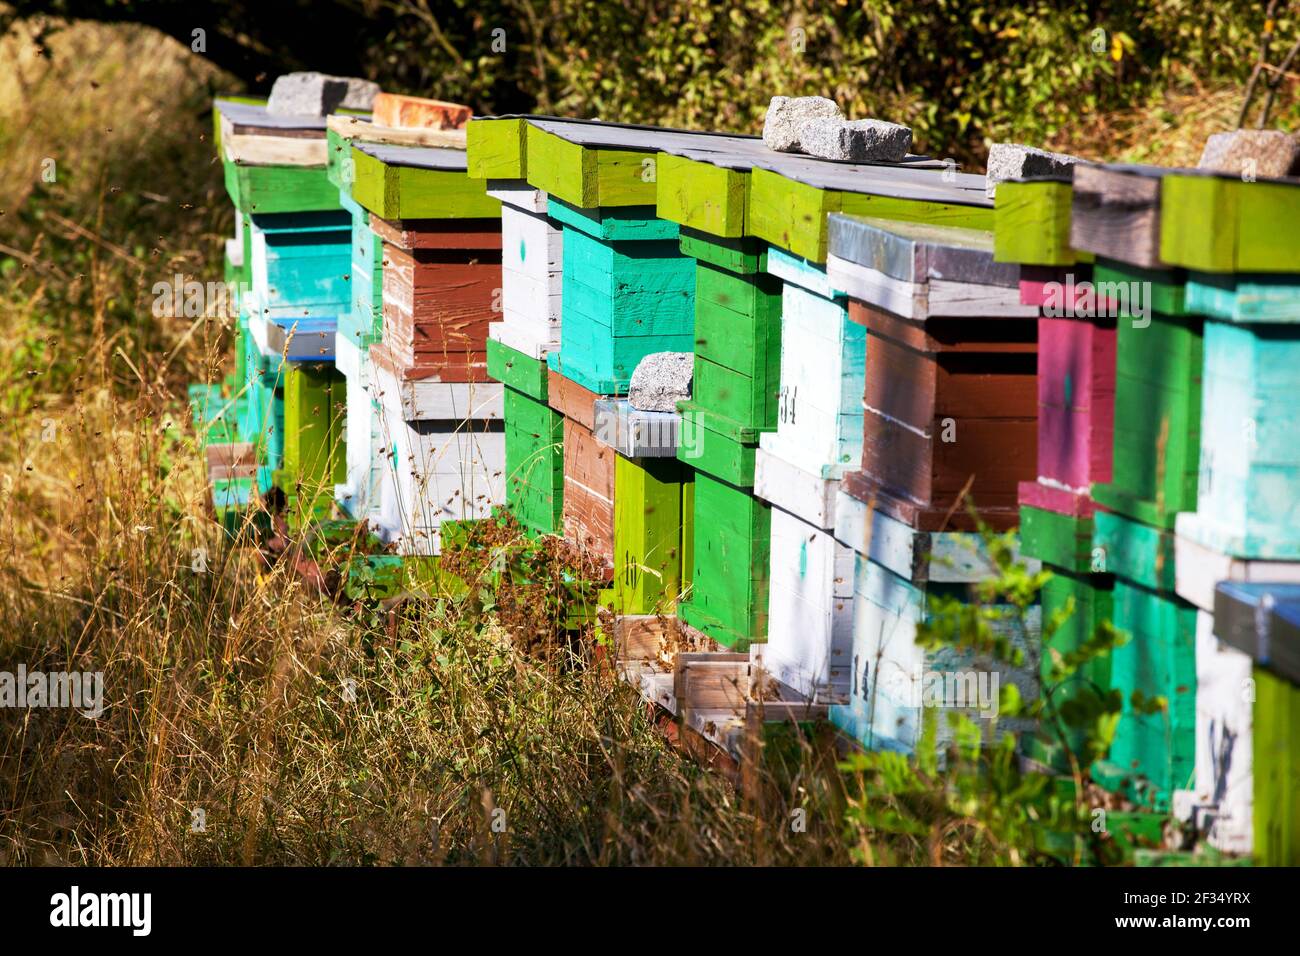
[{"left": 3, "top": 0, "right": 1288, "bottom": 164}]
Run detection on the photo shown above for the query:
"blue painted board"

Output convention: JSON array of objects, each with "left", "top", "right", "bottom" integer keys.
[
  {"left": 548, "top": 198, "right": 679, "bottom": 242},
  {"left": 1187, "top": 272, "right": 1300, "bottom": 323},
  {"left": 249, "top": 211, "right": 352, "bottom": 315},
  {"left": 1178, "top": 320, "right": 1300, "bottom": 559}
]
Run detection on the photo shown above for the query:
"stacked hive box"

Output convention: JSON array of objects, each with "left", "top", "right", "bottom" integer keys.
[
  {"left": 325, "top": 95, "right": 472, "bottom": 523},
  {"left": 754, "top": 247, "right": 863, "bottom": 700},
  {"left": 825, "top": 213, "right": 1041, "bottom": 752},
  {"left": 347, "top": 140, "right": 505, "bottom": 553},
  {"left": 1211, "top": 583, "right": 1300, "bottom": 865},
  {"left": 200, "top": 97, "right": 352, "bottom": 530},
  {"left": 1066, "top": 164, "right": 1202, "bottom": 811},
  {"left": 511, "top": 119, "right": 700, "bottom": 581},
  {"left": 654, "top": 142, "right": 782, "bottom": 650},
  {"left": 1157, "top": 168, "right": 1300, "bottom": 860},
  {"left": 592, "top": 386, "right": 691, "bottom": 615},
  {"left": 995, "top": 174, "right": 1117, "bottom": 769},
  {"left": 466, "top": 118, "right": 567, "bottom": 537},
  {"left": 749, "top": 149, "right": 1011, "bottom": 698}
]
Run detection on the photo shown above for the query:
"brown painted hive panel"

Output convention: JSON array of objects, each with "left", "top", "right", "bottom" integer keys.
[
  {"left": 561, "top": 416, "right": 615, "bottom": 572},
  {"left": 379, "top": 242, "right": 500, "bottom": 379},
  {"left": 846, "top": 301, "right": 1038, "bottom": 531}
]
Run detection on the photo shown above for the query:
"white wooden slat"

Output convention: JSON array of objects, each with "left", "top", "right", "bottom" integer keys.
[
  {"left": 371, "top": 363, "right": 503, "bottom": 422},
  {"left": 1173, "top": 531, "right": 1300, "bottom": 612},
  {"left": 1174, "top": 611, "right": 1254, "bottom": 854},
  {"left": 486, "top": 180, "right": 549, "bottom": 214},
  {"left": 501, "top": 205, "right": 563, "bottom": 280},
  {"left": 764, "top": 506, "right": 854, "bottom": 703},
  {"left": 489, "top": 320, "right": 555, "bottom": 360},
  {"left": 753, "top": 445, "right": 838, "bottom": 530}
]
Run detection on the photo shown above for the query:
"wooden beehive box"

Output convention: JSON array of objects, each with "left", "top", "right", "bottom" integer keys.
[
  {"left": 237, "top": 313, "right": 284, "bottom": 495},
  {"left": 764, "top": 503, "right": 853, "bottom": 703},
  {"left": 1182, "top": 611, "right": 1255, "bottom": 855},
  {"left": 760, "top": 247, "right": 865, "bottom": 488},
  {"left": 371, "top": 363, "right": 505, "bottom": 553},
  {"left": 276, "top": 361, "right": 347, "bottom": 529},
  {"left": 489, "top": 184, "right": 564, "bottom": 360},
  {"left": 1088, "top": 507, "right": 1197, "bottom": 810},
  {"left": 488, "top": 338, "right": 563, "bottom": 537},
  {"left": 1019, "top": 314, "right": 1116, "bottom": 517},
  {"left": 586, "top": 390, "right": 692, "bottom": 615},
  {"left": 829, "top": 550, "right": 1040, "bottom": 755},
  {"left": 334, "top": 335, "right": 385, "bottom": 521},
  {"left": 607, "top": 455, "right": 691, "bottom": 615},
  {"left": 1251, "top": 664, "right": 1300, "bottom": 865},
  {"left": 1176, "top": 319, "right": 1300, "bottom": 559},
  {"left": 1093, "top": 574, "right": 1197, "bottom": 811},
  {"left": 1017, "top": 503, "right": 1114, "bottom": 769},
  {"left": 1090, "top": 310, "right": 1203, "bottom": 530},
  {"left": 677, "top": 233, "right": 783, "bottom": 490},
  {"left": 826, "top": 214, "right": 1038, "bottom": 531},
  {"left": 213, "top": 98, "right": 339, "bottom": 215},
  {"left": 370, "top": 213, "right": 501, "bottom": 381},
  {"left": 546, "top": 199, "right": 694, "bottom": 395},
  {"left": 678, "top": 470, "right": 771, "bottom": 648}
]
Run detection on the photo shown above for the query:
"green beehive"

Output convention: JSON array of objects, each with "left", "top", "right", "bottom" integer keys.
[
  {"left": 1019, "top": 505, "right": 1115, "bottom": 771},
  {"left": 276, "top": 361, "right": 346, "bottom": 529},
  {"left": 608, "top": 455, "right": 692, "bottom": 615},
  {"left": 490, "top": 339, "right": 564, "bottom": 536},
  {"left": 1091, "top": 310, "right": 1203, "bottom": 530}
]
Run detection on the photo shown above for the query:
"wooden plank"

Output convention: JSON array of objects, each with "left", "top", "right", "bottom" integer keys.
[
  {"left": 371, "top": 92, "right": 471, "bottom": 130},
  {"left": 350, "top": 144, "right": 501, "bottom": 220},
  {"left": 993, "top": 179, "right": 1081, "bottom": 266},
  {"left": 680, "top": 228, "right": 767, "bottom": 275},
  {"left": 546, "top": 367, "right": 599, "bottom": 429},
  {"left": 677, "top": 406, "right": 758, "bottom": 488},
  {"left": 655, "top": 151, "right": 748, "bottom": 238},
  {"left": 487, "top": 337, "right": 549, "bottom": 401},
  {"left": 1070, "top": 165, "right": 1164, "bottom": 269},
  {"left": 467, "top": 117, "right": 529, "bottom": 180},
  {"left": 1161, "top": 173, "right": 1300, "bottom": 273},
  {"left": 560, "top": 416, "right": 616, "bottom": 570},
  {"left": 524, "top": 123, "right": 656, "bottom": 209},
  {"left": 1253, "top": 666, "right": 1300, "bottom": 865},
  {"left": 229, "top": 161, "right": 341, "bottom": 214},
  {"left": 1091, "top": 507, "right": 1178, "bottom": 592},
  {"left": 749, "top": 165, "right": 994, "bottom": 264},
  {"left": 609, "top": 455, "right": 688, "bottom": 614},
  {"left": 678, "top": 471, "right": 771, "bottom": 648}
]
